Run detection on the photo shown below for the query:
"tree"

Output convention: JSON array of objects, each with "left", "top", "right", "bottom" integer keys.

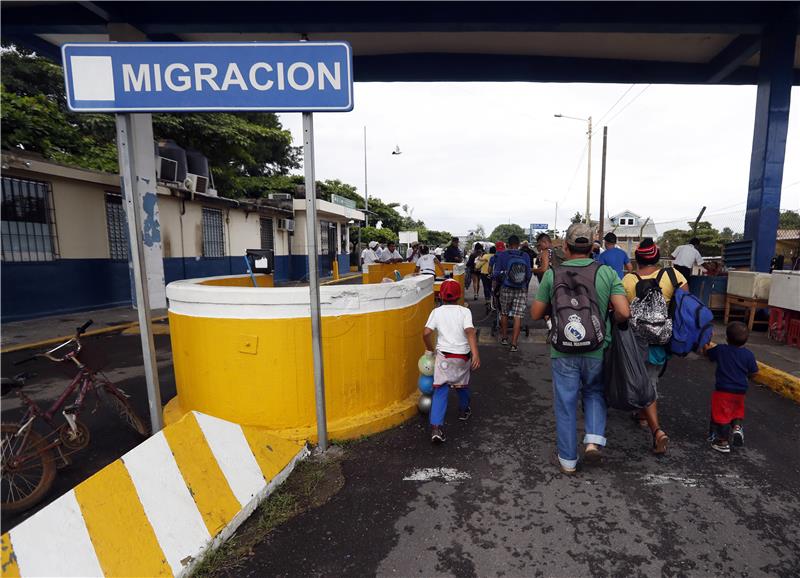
[
  {"left": 422, "top": 230, "right": 454, "bottom": 248},
  {"left": 570, "top": 212, "right": 584, "bottom": 224},
  {"left": 1, "top": 45, "right": 300, "bottom": 197},
  {"left": 659, "top": 221, "right": 727, "bottom": 257},
  {"left": 779, "top": 209, "right": 800, "bottom": 229},
  {"left": 357, "top": 226, "right": 398, "bottom": 245},
  {"left": 489, "top": 223, "right": 527, "bottom": 242},
  {"left": 719, "top": 227, "right": 744, "bottom": 244}
]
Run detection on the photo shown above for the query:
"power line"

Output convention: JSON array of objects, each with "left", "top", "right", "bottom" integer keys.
[
  {"left": 560, "top": 142, "right": 588, "bottom": 205},
  {"left": 594, "top": 84, "right": 637, "bottom": 127},
  {"left": 605, "top": 84, "right": 652, "bottom": 126}
]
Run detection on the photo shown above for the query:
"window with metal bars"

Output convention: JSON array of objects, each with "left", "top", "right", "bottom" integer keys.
[
  {"left": 1, "top": 177, "right": 59, "bottom": 262},
  {"left": 202, "top": 207, "right": 225, "bottom": 257},
  {"left": 105, "top": 193, "right": 129, "bottom": 261},
  {"left": 260, "top": 217, "right": 274, "bottom": 252}
]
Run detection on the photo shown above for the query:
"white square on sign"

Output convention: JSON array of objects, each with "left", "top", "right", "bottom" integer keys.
[{"left": 70, "top": 56, "right": 115, "bottom": 101}]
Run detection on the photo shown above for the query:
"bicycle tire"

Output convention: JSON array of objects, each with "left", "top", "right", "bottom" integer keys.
[
  {"left": 1, "top": 424, "right": 57, "bottom": 513},
  {"left": 100, "top": 385, "right": 151, "bottom": 437}
]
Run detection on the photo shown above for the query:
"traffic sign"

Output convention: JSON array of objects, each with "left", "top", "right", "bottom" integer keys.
[
  {"left": 530, "top": 223, "right": 549, "bottom": 230},
  {"left": 62, "top": 42, "right": 353, "bottom": 112}
]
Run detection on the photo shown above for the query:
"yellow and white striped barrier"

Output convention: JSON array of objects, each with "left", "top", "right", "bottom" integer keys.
[{"left": 2, "top": 411, "right": 308, "bottom": 577}]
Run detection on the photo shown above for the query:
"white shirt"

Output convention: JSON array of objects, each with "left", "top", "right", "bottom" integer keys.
[
  {"left": 672, "top": 244, "right": 704, "bottom": 268},
  {"left": 380, "top": 249, "right": 402, "bottom": 262},
  {"left": 362, "top": 249, "right": 379, "bottom": 265},
  {"left": 425, "top": 305, "right": 474, "bottom": 354},
  {"left": 406, "top": 247, "right": 419, "bottom": 263},
  {"left": 416, "top": 254, "right": 437, "bottom": 275}
]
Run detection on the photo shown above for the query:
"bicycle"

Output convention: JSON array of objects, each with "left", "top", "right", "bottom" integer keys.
[{"left": 1, "top": 320, "right": 150, "bottom": 513}]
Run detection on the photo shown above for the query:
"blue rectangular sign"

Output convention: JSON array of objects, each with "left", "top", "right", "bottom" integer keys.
[
  {"left": 530, "top": 223, "right": 549, "bottom": 230},
  {"left": 62, "top": 42, "right": 353, "bottom": 113}
]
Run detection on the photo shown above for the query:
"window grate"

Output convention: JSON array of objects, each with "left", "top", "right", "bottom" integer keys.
[
  {"left": 202, "top": 207, "right": 225, "bottom": 257},
  {"left": 260, "top": 217, "right": 274, "bottom": 252},
  {"left": 105, "top": 193, "right": 129, "bottom": 261},
  {"left": 1, "top": 177, "right": 59, "bottom": 262}
]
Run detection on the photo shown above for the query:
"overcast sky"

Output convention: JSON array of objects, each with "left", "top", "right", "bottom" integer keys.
[{"left": 279, "top": 83, "right": 800, "bottom": 237}]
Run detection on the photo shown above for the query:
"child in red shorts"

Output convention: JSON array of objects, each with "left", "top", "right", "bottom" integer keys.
[{"left": 703, "top": 321, "right": 758, "bottom": 453}]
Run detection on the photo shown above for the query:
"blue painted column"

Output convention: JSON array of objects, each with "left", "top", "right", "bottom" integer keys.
[{"left": 744, "top": 18, "right": 797, "bottom": 272}]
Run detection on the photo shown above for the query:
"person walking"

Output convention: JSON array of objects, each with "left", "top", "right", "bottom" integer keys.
[
  {"left": 475, "top": 246, "right": 494, "bottom": 303},
  {"left": 465, "top": 242, "right": 484, "bottom": 300},
  {"left": 598, "top": 232, "right": 633, "bottom": 279},
  {"left": 423, "top": 279, "right": 481, "bottom": 443},
  {"left": 622, "top": 238, "right": 688, "bottom": 454},
  {"left": 671, "top": 237, "right": 704, "bottom": 280},
  {"left": 492, "top": 235, "right": 531, "bottom": 352},
  {"left": 532, "top": 233, "right": 553, "bottom": 282},
  {"left": 532, "top": 223, "right": 630, "bottom": 474}
]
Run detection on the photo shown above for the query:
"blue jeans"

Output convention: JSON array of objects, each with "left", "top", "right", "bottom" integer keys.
[
  {"left": 551, "top": 357, "right": 607, "bottom": 469},
  {"left": 430, "top": 386, "right": 471, "bottom": 426}
]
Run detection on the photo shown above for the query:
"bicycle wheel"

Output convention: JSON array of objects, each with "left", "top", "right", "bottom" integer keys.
[
  {"left": 100, "top": 385, "right": 151, "bottom": 437},
  {"left": 1, "top": 424, "right": 57, "bottom": 513}
]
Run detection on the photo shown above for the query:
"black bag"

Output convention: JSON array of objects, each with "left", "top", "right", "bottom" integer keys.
[
  {"left": 604, "top": 321, "right": 656, "bottom": 410},
  {"left": 549, "top": 262, "right": 604, "bottom": 353}
]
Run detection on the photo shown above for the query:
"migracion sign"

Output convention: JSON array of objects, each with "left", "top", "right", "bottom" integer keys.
[{"left": 62, "top": 42, "right": 353, "bottom": 113}]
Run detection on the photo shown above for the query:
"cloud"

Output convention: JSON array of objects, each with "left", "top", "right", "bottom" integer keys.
[{"left": 279, "top": 83, "right": 800, "bottom": 236}]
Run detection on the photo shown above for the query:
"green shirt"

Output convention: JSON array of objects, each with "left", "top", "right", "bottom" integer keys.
[{"left": 535, "top": 258, "right": 625, "bottom": 359}]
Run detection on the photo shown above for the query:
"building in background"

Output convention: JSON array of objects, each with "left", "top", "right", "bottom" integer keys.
[
  {"left": 603, "top": 210, "right": 659, "bottom": 256},
  {"left": 1, "top": 151, "right": 362, "bottom": 321}
]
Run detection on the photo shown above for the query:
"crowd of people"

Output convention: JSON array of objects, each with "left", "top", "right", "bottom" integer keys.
[{"left": 416, "top": 223, "right": 758, "bottom": 474}]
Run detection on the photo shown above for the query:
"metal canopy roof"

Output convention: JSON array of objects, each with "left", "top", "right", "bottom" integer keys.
[{"left": 2, "top": 1, "right": 799, "bottom": 84}]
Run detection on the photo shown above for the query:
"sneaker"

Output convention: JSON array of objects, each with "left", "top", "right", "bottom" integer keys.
[
  {"left": 500, "top": 337, "right": 509, "bottom": 346},
  {"left": 711, "top": 439, "right": 730, "bottom": 453},
  {"left": 583, "top": 445, "right": 602, "bottom": 465},
  {"left": 732, "top": 426, "right": 744, "bottom": 447},
  {"left": 431, "top": 426, "right": 446, "bottom": 443},
  {"left": 458, "top": 407, "right": 472, "bottom": 421},
  {"left": 510, "top": 344, "right": 519, "bottom": 352}
]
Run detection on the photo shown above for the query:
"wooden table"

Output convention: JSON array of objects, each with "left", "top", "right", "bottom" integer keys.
[{"left": 724, "top": 295, "right": 769, "bottom": 331}]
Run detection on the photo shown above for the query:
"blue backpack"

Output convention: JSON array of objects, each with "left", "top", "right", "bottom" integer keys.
[
  {"left": 669, "top": 289, "right": 714, "bottom": 356},
  {"left": 502, "top": 250, "right": 530, "bottom": 289}
]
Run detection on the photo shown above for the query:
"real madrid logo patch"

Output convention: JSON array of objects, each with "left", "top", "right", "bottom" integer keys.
[{"left": 564, "top": 314, "right": 587, "bottom": 342}]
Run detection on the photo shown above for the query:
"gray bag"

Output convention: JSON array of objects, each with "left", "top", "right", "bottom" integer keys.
[
  {"left": 549, "top": 263, "right": 605, "bottom": 353},
  {"left": 629, "top": 269, "right": 674, "bottom": 345}
]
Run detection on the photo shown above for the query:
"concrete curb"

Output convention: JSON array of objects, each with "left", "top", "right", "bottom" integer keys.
[
  {"left": 2, "top": 411, "right": 308, "bottom": 577},
  {"left": 0, "top": 316, "right": 169, "bottom": 354},
  {"left": 753, "top": 361, "right": 800, "bottom": 404}
]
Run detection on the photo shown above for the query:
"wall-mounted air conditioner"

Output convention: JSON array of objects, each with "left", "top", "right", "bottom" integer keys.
[
  {"left": 268, "top": 193, "right": 293, "bottom": 201},
  {"left": 277, "top": 218, "right": 295, "bottom": 232},
  {"left": 156, "top": 157, "right": 178, "bottom": 182},
  {"left": 184, "top": 173, "right": 209, "bottom": 194}
]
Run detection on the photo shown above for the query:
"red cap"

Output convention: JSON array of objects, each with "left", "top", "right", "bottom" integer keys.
[
  {"left": 496, "top": 241, "right": 506, "bottom": 251},
  {"left": 440, "top": 279, "right": 462, "bottom": 302}
]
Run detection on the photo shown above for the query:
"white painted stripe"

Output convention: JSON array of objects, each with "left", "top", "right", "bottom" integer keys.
[
  {"left": 166, "top": 274, "right": 433, "bottom": 319},
  {"left": 193, "top": 412, "right": 266, "bottom": 507},
  {"left": 10, "top": 490, "right": 103, "bottom": 577},
  {"left": 403, "top": 467, "right": 472, "bottom": 482},
  {"left": 123, "top": 433, "right": 211, "bottom": 576}
]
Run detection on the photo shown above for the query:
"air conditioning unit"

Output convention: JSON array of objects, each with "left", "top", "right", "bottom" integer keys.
[
  {"left": 156, "top": 156, "right": 178, "bottom": 182},
  {"left": 184, "top": 173, "right": 209, "bottom": 194},
  {"left": 268, "top": 193, "right": 293, "bottom": 201},
  {"left": 206, "top": 188, "right": 218, "bottom": 197},
  {"left": 277, "top": 218, "right": 295, "bottom": 232}
]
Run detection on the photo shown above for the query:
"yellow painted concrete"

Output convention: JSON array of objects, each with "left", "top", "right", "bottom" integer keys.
[
  {"left": 167, "top": 294, "right": 433, "bottom": 437},
  {"left": 1, "top": 533, "right": 20, "bottom": 578},
  {"left": 74, "top": 460, "right": 171, "bottom": 577},
  {"left": 754, "top": 361, "right": 800, "bottom": 404},
  {"left": 162, "top": 413, "right": 242, "bottom": 536},
  {"left": 363, "top": 263, "right": 417, "bottom": 284},
  {"left": 240, "top": 425, "right": 308, "bottom": 480}
]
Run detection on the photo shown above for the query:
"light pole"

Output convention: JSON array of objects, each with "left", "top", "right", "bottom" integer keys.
[
  {"left": 544, "top": 198, "right": 559, "bottom": 236},
  {"left": 363, "top": 125, "right": 369, "bottom": 227},
  {"left": 555, "top": 113, "right": 592, "bottom": 225}
]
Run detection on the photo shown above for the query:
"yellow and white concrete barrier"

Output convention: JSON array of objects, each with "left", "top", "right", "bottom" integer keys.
[
  {"left": 2, "top": 411, "right": 308, "bottom": 578},
  {"left": 164, "top": 274, "right": 434, "bottom": 440}
]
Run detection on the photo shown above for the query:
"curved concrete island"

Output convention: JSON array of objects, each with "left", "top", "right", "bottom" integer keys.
[{"left": 164, "top": 274, "right": 434, "bottom": 440}]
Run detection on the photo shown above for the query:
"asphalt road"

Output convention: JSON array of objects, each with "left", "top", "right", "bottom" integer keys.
[
  {"left": 1, "top": 331, "right": 175, "bottom": 533},
  {"left": 239, "top": 319, "right": 800, "bottom": 577}
]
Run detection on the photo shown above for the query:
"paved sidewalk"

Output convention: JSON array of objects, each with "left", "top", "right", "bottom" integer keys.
[{"left": 236, "top": 321, "right": 800, "bottom": 577}]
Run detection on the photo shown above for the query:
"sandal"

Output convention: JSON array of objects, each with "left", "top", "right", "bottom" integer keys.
[{"left": 652, "top": 428, "right": 669, "bottom": 455}]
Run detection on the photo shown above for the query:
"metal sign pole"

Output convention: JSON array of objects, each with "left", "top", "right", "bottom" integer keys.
[
  {"left": 115, "top": 113, "right": 164, "bottom": 433},
  {"left": 302, "top": 112, "right": 329, "bottom": 451}
]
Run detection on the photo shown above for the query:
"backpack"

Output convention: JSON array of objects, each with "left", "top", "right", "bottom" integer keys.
[
  {"left": 628, "top": 268, "right": 676, "bottom": 345},
  {"left": 669, "top": 289, "right": 714, "bottom": 356},
  {"left": 549, "top": 262, "right": 605, "bottom": 353},
  {"left": 503, "top": 250, "right": 530, "bottom": 289}
]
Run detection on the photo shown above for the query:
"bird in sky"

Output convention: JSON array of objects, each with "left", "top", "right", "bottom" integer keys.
[{"left": 392, "top": 145, "right": 402, "bottom": 155}]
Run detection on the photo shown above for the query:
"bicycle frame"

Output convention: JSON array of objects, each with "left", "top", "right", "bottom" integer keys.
[{"left": 17, "top": 367, "right": 95, "bottom": 431}]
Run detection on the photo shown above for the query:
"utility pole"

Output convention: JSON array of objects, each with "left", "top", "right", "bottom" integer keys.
[
  {"left": 598, "top": 126, "right": 608, "bottom": 238},
  {"left": 363, "top": 126, "right": 369, "bottom": 227},
  {"left": 585, "top": 116, "right": 592, "bottom": 225}
]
